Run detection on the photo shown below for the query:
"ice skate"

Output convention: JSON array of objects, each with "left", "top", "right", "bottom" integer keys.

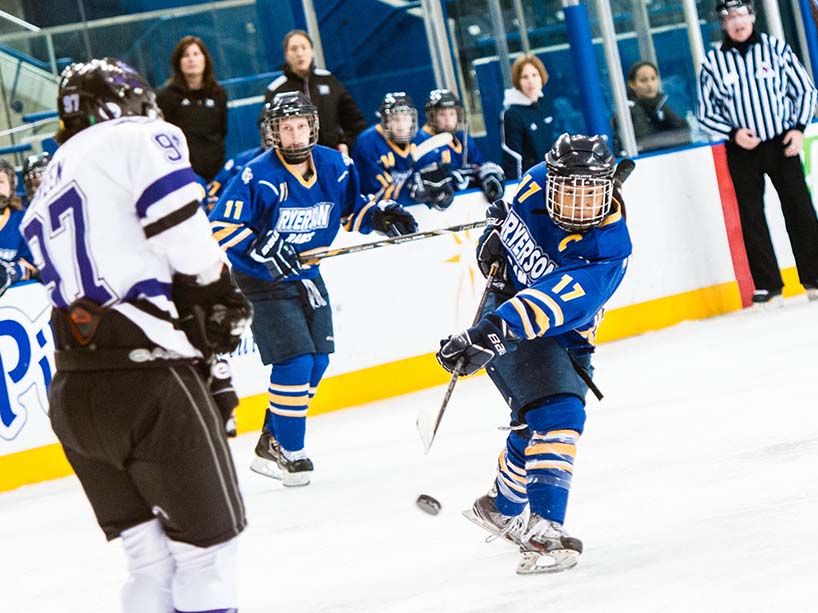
[
  {"left": 462, "top": 490, "right": 528, "bottom": 546},
  {"left": 249, "top": 430, "right": 313, "bottom": 487},
  {"left": 752, "top": 290, "right": 783, "bottom": 310},
  {"left": 516, "top": 514, "right": 583, "bottom": 575},
  {"left": 806, "top": 287, "right": 818, "bottom": 302}
]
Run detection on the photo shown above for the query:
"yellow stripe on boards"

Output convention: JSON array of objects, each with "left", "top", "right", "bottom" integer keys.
[
  {"left": 0, "top": 443, "right": 73, "bottom": 492},
  {"left": 4, "top": 269, "right": 809, "bottom": 492}
]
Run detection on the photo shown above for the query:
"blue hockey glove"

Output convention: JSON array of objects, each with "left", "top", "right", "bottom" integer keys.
[
  {"left": 249, "top": 229, "right": 302, "bottom": 281},
  {"left": 409, "top": 162, "right": 456, "bottom": 210},
  {"left": 436, "top": 314, "right": 516, "bottom": 376},
  {"left": 478, "top": 162, "right": 505, "bottom": 202},
  {"left": 370, "top": 200, "right": 418, "bottom": 237}
]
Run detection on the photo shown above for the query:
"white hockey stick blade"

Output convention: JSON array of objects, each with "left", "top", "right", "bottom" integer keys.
[
  {"left": 416, "top": 405, "right": 438, "bottom": 454},
  {"left": 412, "top": 132, "right": 454, "bottom": 162}
]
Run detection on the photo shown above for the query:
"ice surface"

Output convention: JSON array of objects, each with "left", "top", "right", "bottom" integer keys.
[{"left": 3, "top": 298, "right": 817, "bottom": 612}]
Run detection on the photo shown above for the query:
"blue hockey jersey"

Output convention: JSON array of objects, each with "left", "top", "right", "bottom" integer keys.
[
  {"left": 352, "top": 125, "right": 439, "bottom": 205},
  {"left": 0, "top": 207, "right": 36, "bottom": 282},
  {"left": 421, "top": 125, "right": 485, "bottom": 168},
  {"left": 491, "top": 162, "right": 632, "bottom": 350},
  {"left": 207, "top": 145, "right": 265, "bottom": 207},
  {"left": 209, "top": 145, "right": 380, "bottom": 282}
]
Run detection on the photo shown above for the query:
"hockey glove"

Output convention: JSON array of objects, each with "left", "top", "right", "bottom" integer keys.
[
  {"left": 0, "top": 260, "right": 21, "bottom": 298},
  {"left": 478, "top": 162, "right": 505, "bottom": 202},
  {"left": 249, "top": 229, "right": 302, "bottom": 281},
  {"left": 370, "top": 200, "right": 418, "bottom": 237},
  {"left": 408, "top": 162, "right": 456, "bottom": 210},
  {"left": 436, "top": 314, "right": 517, "bottom": 376},
  {"left": 208, "top": 358, "right": 239, "bottom": 421},
  {"left": 172, "top": 266, "right": 253, "bottom": 356}
]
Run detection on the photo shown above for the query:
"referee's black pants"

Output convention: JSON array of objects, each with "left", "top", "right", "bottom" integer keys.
[{"left": 726, "top": 136, "right": 818, "bottom": 292}]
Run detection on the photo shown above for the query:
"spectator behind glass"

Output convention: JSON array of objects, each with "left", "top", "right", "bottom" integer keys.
[
  {"left": 501, "top": 55, "right": 559, "bottom": 180},
  {"left": 264, "top": 30, "right": 367, "bottom": 155},
  {"left": 156, "top": 36, "right": 227, "bottom": 182},
  {"left": 614, "top": 61, "right": 690, "bottom": 153}
]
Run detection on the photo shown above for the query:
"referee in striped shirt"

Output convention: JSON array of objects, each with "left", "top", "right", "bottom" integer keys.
[{"left": 697, "top": 0, "right": 818, "bottom": 304}]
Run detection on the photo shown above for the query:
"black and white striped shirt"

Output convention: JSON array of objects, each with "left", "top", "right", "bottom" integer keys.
[{"left": 697, "top": 31, "right": 817, "bottom": 141}]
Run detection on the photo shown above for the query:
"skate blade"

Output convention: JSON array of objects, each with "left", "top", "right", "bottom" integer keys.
[
  {"left": 462, "top": 509, "right": 519, "bottom": 545},
  {"left": 753, "top": 297, "right": 783, "bottom": 311},
  {"left": 516, "top": 550, "right": 579, "bottom": 575},
  {"left": 281, "top": 471, "right": 311, "bottom": 487},
  {"left": 250, "top": 457, "right": 283, "bottom": 480}
]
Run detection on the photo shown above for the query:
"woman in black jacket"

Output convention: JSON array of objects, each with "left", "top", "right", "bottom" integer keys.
[
  {"left": 615, "top": 61, "right": 691, "bottom": 154},
  {"left": 156, "top": 36, "right": 227, "bottom": 182},
  {"left": 500, "top": 55, "right": 560, "bottom": 180},
  {"left": 264, "top": 30, "right": 367, "bottom": 155}
]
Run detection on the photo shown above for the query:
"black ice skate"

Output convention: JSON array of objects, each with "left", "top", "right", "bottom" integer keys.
[
  {"left": 249, "top": 430, "right": 313, "bottom": 487},
  {"left": 517, "top": 514, "right": 583, "bottom": 575},
  {"left": 462, "top": 491, "right": 528, "bottom": 546},
  {"left": 752, "top": 289, "right": 783, "bottom": 309}
]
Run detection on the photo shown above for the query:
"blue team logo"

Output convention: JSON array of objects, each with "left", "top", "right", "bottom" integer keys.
[{"left": 0, "top": 300, "right": 54, "bottom": 441}]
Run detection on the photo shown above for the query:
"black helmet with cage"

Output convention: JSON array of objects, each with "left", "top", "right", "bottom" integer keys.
[
  {"left": 56, "top": 58, "right": 160, "bottom": 144},
  {"left": 424, "top": 89, "right": 463, "bottom": 134},
  {"left": 378, "top": 92, "right": 417, "bottom": 145},
  {"left": 264, "top": 91, "right": 319, "bottom": 163},
  {"left": 22, "top": 152, "right": 51, "bottom": 200},
  {"left": 715, "top": 0, "right": 754, "bottom": 16},
  {"left": 544, "top": 133, "right": 616, "bottom": 232}
]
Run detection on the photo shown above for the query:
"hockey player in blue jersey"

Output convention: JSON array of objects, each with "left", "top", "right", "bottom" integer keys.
[
  {"left": 421, "top": 88, "right": 506, "bottom": 203},
  {"left": 206, "top": 107, "right": 270, "bottom": 210},
  {"left": 0, "top": 158, "right": 37, "bottom": 297},
  {"left": 22, "top": 151, "right": 51, "bottom": 207},
  {"left": 210, "top": 91, "right": 417, "bottom": 486},
  {"left": 353, "top": 91, "right": 457, "bottom": 210},
  {"left": 436, "top": 133, "right": 632, "bottom": 574}
]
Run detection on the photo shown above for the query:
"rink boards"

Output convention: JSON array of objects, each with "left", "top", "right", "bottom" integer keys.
[{"left": 2, "top": 126, "right": 817, "bottom": 491}]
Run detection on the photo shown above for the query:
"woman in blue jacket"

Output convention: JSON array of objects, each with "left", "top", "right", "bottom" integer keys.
[{"left": 501, "top": 55, "right": 560, "bottom": 180}]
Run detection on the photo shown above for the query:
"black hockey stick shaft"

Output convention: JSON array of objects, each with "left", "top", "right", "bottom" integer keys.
[
  {"left": 418, "top": 262, "right": 500, "bottom": 454},
  {"left": 299, "top": 220, "right": 487, "bottom": 263},
  {"left": 568, "top": 354, "right": 603, "bottom": 401}
]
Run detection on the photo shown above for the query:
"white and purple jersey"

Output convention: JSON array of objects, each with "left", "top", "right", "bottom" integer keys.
[{"left": 20, "top": 116, "right": 223, "bottom": 357}]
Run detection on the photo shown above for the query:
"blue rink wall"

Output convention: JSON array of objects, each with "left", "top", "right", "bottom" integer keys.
[{"left": 2, "top": 127, "right": 818, "bottom": 491}]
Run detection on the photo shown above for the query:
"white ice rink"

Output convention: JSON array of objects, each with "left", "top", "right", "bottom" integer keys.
[{"left": 3, "top": 298, "right": 818, "bottom": 612}]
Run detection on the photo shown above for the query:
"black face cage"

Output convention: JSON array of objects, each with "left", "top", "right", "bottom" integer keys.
[
  {"left": 425, "top": 104, "right": 463, "bottom": 134},
  {"left": 381, "top": 107, "right": 418, "bottom": 144},
  {"left": 266, "top": 112, "right": 320, "bottom": 162},
  {"left": 546, "top": 174, "right": 614, "bottom": 232}
]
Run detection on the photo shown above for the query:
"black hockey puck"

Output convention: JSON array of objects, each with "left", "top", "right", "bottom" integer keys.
[{"left": 416, "top": 494, "right": 441, "bottom": 515}]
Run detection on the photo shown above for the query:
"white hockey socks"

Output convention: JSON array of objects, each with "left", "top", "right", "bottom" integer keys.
[{"left": 121, "top": 519, "right": 175, "bottom": 613}]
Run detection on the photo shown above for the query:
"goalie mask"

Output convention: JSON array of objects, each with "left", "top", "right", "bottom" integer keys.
[
  {"left": 424, "top": 89, "right": 463, "bottom": 135},
  {"left": 378, "top": 92, "right": 417, "bottom": 145},
  {"left": 266, "top": 91, "right": 319, "bottom": 164},
  {"left": 57, "top": 58, "right": 160, "bottom": 143},
  {"left": 22, "top": 151, "right": 51, "bottom": 200},
  {"left": 544, "top": 133, "right": 616, "bottom": 232}
]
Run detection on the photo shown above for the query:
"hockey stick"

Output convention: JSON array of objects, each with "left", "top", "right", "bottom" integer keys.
[
  {"left": 299, "top": 220, "right": 487, "bottom": 264},
  {"left": 417, "top": 262, "right": 500, "bottom": 454},
  {"left": 412, "top": 132, "right": 454, "bottom": 162}
]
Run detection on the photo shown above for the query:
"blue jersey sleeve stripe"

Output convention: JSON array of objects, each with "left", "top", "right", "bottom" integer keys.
[
  {"left": 504, "top": 297, "right": 536, "bottom": 339},
  {"left": 220, "top": 228, "right": 254, "bottom": 250},
  {"left": 136, "top": 167, "right": 198, "bottom": 219},
  {"left": 518, "top": 288, "right": 565, "bottom": 327},
  {"left": 352, "top": 199, "right": 378, "bottom": 233}
]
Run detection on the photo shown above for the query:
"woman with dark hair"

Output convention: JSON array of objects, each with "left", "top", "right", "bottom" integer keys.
[
  {"left": 614, "top": 61, "right": 690, "bottom": 153},
  {"left": 263, "top": 29, "right": 367, "bottom": 154},
  {"left": 156, "top": 36, "right": 227, "bottom": 181}
]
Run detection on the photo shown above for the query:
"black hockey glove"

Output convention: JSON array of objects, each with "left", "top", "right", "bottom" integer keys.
[
  {"left": 436, "top": 314, "right": 517, "bottom": 376},
  {"left": 408, "top": 162, "right": 456, "bottom": 210},
  {"left": 208, "top": 358, "right": 239, "bottom": 421},
  {"left": 0, "top": 260, "right": 21, "bottom": 298},
  {"left": 370, "top": 200, "right": 418, "bottom": 237},
  {"left": 249, "top": 229, "right": 302, "bottom": 281},
  {"left": 172, "top": 266, "right": 253, "bottom": 356},
  {"left": 478, "top": 162, "right": 505, "bottom": 202},
  {"left": 476, "top": 198, "right": 510, "bottom": 279}
]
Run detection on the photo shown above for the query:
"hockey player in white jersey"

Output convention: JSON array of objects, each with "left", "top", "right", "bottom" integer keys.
[{"left": 21, "top": 58, "right": 251, "bottom": 613}]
